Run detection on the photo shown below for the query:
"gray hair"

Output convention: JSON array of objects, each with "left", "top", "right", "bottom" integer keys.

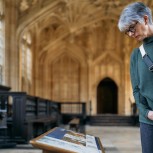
[{"left": 118, "top": 2, "right": 153, "bottom": 32}]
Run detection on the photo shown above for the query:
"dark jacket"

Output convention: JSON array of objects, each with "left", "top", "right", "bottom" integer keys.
[{"left": 130, "top": 36, "right": 153, "bottom": 125}]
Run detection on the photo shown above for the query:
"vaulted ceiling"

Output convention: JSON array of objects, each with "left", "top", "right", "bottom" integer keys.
[
  {"left": 16, "top": 0, "right": 153, "bottom": 63},
  {"left": 12, "top": 0, "right": 153, "bottom": 104}
]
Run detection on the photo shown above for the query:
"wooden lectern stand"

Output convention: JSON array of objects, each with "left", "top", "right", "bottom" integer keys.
[{"left": 30, "top": 127, "right": 105, "bottom": 153}]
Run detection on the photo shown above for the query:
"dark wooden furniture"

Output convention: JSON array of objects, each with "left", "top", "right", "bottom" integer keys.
[
  {"left": 0, "top": 85, "right": 11, "bottom": 91},
  {"left": 0, "top": 90, "right": 16, "bottom": 148},
  {"left": 0, "top": 91, "right": 87, "bottom": 144},
  {"left": 0, "top": 92, "right": 60, "bottom": 143},
  {"left": 69, "top": 118, "right": 80, "bottom": 132},
  {"left": 60, "top": 102, "right": 86, "bottom": 133}
]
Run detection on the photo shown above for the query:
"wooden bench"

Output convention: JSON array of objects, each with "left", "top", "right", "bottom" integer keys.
[
  {"left": 25, "top": 116, "right": 57, "bottom": 138},
  {"left": 33, "top": 117, "right": 56, "bottom": 133},
  {"left": 69, "top": 118, "right": 80, "bottom": 132}
]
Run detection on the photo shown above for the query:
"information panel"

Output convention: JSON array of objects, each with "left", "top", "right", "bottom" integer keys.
[{"left": 30, "top": 127, "right": 105, "bottom": 153}]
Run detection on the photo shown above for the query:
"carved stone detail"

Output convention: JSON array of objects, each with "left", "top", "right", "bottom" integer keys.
[
  {"left": 19, "top": 0, "right": 39, "bottom": 13},
  {"left": 19, "top": 0, "right": 29, "bottom": 12}
]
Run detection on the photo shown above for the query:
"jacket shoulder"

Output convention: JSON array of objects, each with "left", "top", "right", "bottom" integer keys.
[{"left": 130, "top": 48, "right": 139, "bottom": 61}]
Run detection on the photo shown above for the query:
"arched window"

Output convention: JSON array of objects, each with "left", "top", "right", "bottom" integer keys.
[
  {"left": 0, "top": 0, "right": 4, "bottom": 84},
  {"left": 21, "top": 31, "right": 32, "bottom": 91}
]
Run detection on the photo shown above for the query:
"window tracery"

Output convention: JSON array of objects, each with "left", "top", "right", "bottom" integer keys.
[{"left": 19, "top": 0, "right": 38, "bottom": 12}]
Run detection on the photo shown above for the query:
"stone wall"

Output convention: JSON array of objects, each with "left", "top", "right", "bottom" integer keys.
[{"left": 4, "top": 0, "right": 151, "bottom": 115}]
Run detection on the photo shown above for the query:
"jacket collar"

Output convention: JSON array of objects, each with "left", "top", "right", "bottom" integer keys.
[{"left": 143, "top": 36, "right": 153, "bottom": 45}]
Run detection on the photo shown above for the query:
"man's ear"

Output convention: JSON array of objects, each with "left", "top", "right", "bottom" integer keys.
[{"left": 144, "top": 15, "right": 149, "bottom": 25}]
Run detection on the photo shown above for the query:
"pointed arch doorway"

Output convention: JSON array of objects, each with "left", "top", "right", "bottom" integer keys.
[{"left": 97, "top": 77, "right": 118, "bottom": 114}]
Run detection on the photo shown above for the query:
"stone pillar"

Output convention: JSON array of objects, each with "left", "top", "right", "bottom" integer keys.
[
  {"left": 5, "top": 0, "right": 18, "bottom": 90},
  {"left": 34, "top": 23, "right": 41, "bottom": 97},
  {"left": 123, "top": 38, "right": 131, "bottom": 115},
  {"left": 87, "top": 57, "right": 93, "bottom": 115}
]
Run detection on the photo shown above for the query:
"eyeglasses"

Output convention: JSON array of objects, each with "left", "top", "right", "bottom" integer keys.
[{"left": 125, "top": 22, "right": 138, "bottom": 35}]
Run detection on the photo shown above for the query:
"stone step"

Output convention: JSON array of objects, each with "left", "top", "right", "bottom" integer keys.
[{"left": 88, "top": 115, "right": 138, "bottom": 126}]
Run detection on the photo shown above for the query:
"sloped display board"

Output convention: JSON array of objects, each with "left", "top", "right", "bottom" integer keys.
[{"left": 30, "top": 127, "right": 105, "bottom": 153}]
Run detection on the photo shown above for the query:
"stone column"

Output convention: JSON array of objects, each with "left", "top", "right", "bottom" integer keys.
[
  {"left": 123, "top": 38, "right": 131, "bottom": 115},
  {"left": 5, "top": 0, "right": 18, "bottom": 90}
]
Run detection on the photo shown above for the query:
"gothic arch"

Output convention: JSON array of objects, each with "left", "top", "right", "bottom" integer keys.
[
  {"left": 97, "top": 77, "right": 118, "bottom": 114},
  {"left": 90, "top": 52, "right": 124, "bottom": 115},
  {"left": 39, "top": 41, "right": 87, "bottom": 66},
  {"left": 93, "top": 51, "right": 122, "bottom": 66},
  {"left": 91, "top": 74, "right": 123, "bottom": 115},
  {"left": 17, "top": 0, "right": 64, "bottom": 37},
  {"left": 95, "top": 75, "right": 119, "bottom": 90},
  {"left": 38, "top": 44, "right": 88, "bottom": 100},
  {"left": 50, "top": 53, "right": 80, "bottom": 101}
]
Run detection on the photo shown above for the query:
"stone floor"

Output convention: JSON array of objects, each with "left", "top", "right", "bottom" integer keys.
[
  {"left": 0, "top": 125, "right": 141, "bottom": 153},
  {"left": 86, "top": 126, "right": 141, "bottom": 153}
]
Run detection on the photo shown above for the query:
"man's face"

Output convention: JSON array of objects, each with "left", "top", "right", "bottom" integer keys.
[
  {"left": 133, "top": 22, "right": 148, "bottom": 41},
  {"left": 125, "top": 16, "right": 149, "bottom": 42}
]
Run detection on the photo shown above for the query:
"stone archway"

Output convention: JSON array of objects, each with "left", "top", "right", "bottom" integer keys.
[{"left": 97, "top": 77, "right": 118, "bottom": 114}]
